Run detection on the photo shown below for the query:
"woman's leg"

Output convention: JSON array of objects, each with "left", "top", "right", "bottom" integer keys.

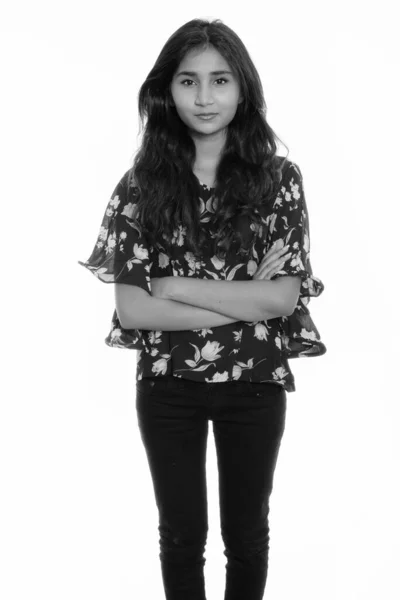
[
  {"left": 211, "top": 381, "right": 287, "bottom": 600},
  {"left": 135, "top": 376, "right": 209, "bottom": 600}
]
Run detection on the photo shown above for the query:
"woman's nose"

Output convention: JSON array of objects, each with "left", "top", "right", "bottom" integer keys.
[{"left": 196, "top": 87, "right": 214, "bottom": 104}]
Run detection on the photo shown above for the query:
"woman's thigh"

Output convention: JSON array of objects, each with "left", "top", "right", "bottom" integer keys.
[
  {"left": 211, "top": 381, "right": 287, "bottom": 528},
  {"left": 135, "top": 377, "right": 209, "bottom": 532}
]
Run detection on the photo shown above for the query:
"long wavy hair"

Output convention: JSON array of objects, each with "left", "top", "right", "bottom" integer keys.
[{"left": 128, "top": 18, "right": 290, "bottom": 261}]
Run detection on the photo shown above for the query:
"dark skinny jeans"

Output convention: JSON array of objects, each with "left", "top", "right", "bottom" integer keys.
[{"left": 136, "top": 374, "right": 287, "bottom": 600}]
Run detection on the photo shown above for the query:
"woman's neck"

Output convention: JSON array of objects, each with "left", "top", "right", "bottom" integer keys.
[{"left": 193, "top": 163, "right": 217, "bottom": 187}]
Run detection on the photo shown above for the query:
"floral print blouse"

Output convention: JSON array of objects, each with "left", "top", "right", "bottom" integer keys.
[{"left": 78, "top": 157, "right": 326, "bottom": 392}]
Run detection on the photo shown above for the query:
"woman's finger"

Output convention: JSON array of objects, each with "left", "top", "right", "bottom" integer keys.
[
  {"left": 262, "top": 243, "right": 288, "bottom": 267},
  {"left": 254, "top": 254, "right": 290, "bottom": 280},
  {"left": 258, "top": 251, "right": 291, "bottom": 275},
  {"left": 263, "top": 261, "right": 285, "bottom": 280},
  {"left": 266, "top": 240, "right": 285, "bottom": 255}
]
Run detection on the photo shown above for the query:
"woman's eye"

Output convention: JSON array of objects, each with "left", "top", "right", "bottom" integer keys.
[{"left": 181, "top": 78, "right": 228, "bottom": 86}]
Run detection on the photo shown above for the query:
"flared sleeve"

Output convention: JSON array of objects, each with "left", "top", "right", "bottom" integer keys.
[
  {"left": 77, "top": 169, "right": 151, "bottom": 293},
  {"left": 77, "top": 170, "right": 153, "bottom": 350},
  {"left": 267, "top": 160, "right": 327, "bottom": 358}
]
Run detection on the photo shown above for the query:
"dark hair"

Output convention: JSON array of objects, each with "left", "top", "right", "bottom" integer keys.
[{"left": 128, "top": 18, "right": 290, "bottom": 260}]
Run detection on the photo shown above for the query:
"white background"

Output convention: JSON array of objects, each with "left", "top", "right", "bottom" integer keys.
[{"left": 1, "top": 1, "right": 399, "bottom": 599}]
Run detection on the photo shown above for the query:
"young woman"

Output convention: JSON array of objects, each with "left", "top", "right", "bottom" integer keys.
[{"left": 78, "top": 17, "right": 326, "bottom": 600}]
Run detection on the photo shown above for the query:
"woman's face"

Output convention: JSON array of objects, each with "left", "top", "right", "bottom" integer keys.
[{"left": 170, "top": 46, "right": 243, "bottom": 140}]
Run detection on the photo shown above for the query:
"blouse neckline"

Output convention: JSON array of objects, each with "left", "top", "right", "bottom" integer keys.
[{"left": 194, "top": 173, "right": 215, "bottom": 191}]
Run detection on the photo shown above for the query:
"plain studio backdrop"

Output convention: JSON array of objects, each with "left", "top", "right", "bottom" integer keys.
[{"left": 1, "top": 1, "right": 399, "bottom": 599}]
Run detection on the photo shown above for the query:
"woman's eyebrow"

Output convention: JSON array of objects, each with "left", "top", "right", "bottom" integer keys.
[{"left": 175, "top": 70, "right": 233, "bottom": 77}]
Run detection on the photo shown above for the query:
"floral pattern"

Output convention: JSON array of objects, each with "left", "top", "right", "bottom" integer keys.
[{"left": 78, "top": 157, "right": 326, "bottom": 392}]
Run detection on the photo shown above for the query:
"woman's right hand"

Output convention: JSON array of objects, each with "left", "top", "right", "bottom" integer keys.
[{"left": 252, "top": 239, "right": 292, "bottom": 281}]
